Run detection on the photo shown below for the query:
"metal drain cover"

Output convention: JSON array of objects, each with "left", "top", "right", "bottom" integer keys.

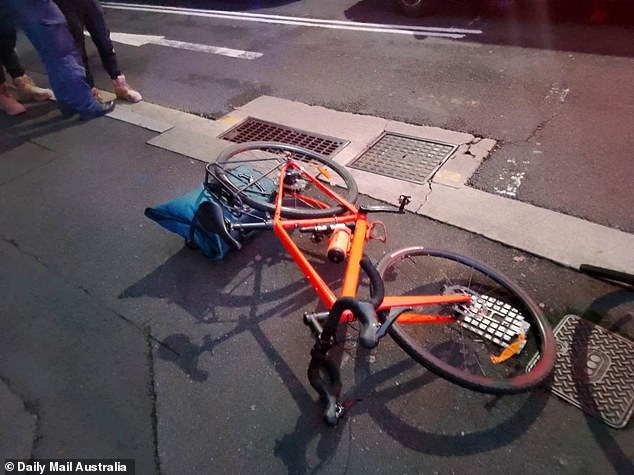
[
  {"left": 350, "top": 133, "right": 457, "bottom": 185},
  {"left": 220, "top": 117, "right": 348, "bottom": 157},
  {"left": 541, "top": 314, "right": 634, "bottom": 428}
]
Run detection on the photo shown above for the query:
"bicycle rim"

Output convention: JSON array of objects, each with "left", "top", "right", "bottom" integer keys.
[
  {"left": 212, "top": 141, "right": 358, "bottom": 219},
  {"left": 376, "top": 247, "right": 556, "bottom": 394}
]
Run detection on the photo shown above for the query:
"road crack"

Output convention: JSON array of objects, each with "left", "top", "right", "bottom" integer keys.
[{"left": 144, "top": 326, "right": 162, "bottom": 475}]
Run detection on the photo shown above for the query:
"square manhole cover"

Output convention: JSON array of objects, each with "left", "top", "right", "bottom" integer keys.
[
  {"left": 219, "top": 117, "right": 348, "bottom": 158},
  {"left": 350, "top": 133, "right": 457, "bottom": 185},
  {"left": 540, "top": 314, "right": 634, "bottom": 428}
]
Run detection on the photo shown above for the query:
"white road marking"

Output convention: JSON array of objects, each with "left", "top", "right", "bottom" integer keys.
[
  {"left": 545, "top": 84, "right": 571, "bottom": 103},
  {"left": 108, "top": 32, "right": 262, "bottom": 59},
  {"left": 101, "top": 2, "right": 483, "bottom": 39},
  {"left": 493, "top": 158, "right": 527, "bottom": 198}
]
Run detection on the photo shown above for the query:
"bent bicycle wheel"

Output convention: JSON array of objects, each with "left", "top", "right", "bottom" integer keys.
[
  {"left": 376, "top": 247, "right": 556, "bottom": 394},
  {"left": 211, "top": 141, "right": 358, "bottom": 219}
]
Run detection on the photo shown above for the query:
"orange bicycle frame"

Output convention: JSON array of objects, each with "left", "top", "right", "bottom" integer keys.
[{"left": 271, "top": 161, "right": 470, "bottom": 320}]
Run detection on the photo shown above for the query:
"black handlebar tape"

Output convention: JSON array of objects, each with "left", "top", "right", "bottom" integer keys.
[
  {"left": 353, "top": 300, "right": 381, "bottom": 349},
  {"left": 307, "top": 349, "right": 342, "bottom": 426},
  {"left": 323, "top": 297, "right": 380, "bottom": 349},
  {"left": 360, "top": 256, "right": 384, "bottom": 308}
]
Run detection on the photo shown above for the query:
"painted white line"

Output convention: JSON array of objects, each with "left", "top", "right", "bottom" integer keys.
[
  {"left": 108, "top": 32, "right": 262, "bottom": 59},
  {"left": 101, "top": 2, "right": 483, "bottom": 39},
  {"left": 545, "top": 83, "right": 570, "bottom": 102},
  {"left": 156, "top": 38, "right": 261, "bottom": 59}
]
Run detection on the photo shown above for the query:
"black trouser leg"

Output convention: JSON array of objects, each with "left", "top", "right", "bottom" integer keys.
[
  {"left": 53, "top": 0, "right": 95, "bottom": 87},
  {"left": 83, "top": 0, "right": 120, "bottom": 79},
  {"left": 0, "top": 24, "right": 25, "bottom": 82}
]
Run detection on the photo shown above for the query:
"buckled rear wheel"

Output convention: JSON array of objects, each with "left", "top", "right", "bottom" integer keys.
[{"left": 376, "top": 247, "right": 556, "bottom": 394}]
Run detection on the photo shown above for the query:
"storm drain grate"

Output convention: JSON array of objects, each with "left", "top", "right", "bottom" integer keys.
[
  {"left": 350, "top": 133, "right": 457, "bottom": 185},
  {"left": 220, "top": 118, "right": 348, "bottom": 157},
  {"left": 533, "top": 315, "right": 634, "bottom": 428}
]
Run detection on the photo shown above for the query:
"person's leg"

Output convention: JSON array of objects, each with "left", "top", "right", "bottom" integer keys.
[
  {"left": 0, "top": 12, "right": 27, "bottom": 114},
  {"left": 81, "top": 0, "right": 119, "bottom": 79},
  {"left": 53, "top": 0, "right": 95, "bottom": 87},
  {"left": 0, "top": 27, "right": 25, "bottom": 78},
  {"left": 0, "top": 16, "right": 12, "bottom": 87},
  {"left": 0, "top": 25, "right": 53, "bottom": 102},
  {"left": 4, "top": 0, "right": 113, "bottom": 119},
  {"left": 81, "top": 0, "right": 142, "bottom": 102}
]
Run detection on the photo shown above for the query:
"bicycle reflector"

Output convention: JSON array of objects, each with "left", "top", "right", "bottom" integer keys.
[{"left": 446, "top": 285, "right": 531, "bottom": 352}]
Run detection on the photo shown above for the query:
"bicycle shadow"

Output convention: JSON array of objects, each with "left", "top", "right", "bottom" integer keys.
[
  {"left": 120, "top": 235, "right": 301, "bottom": 321},
  {"left": 120, "top": 232, "right": 358, "bottom": 470},
  {"left": 119, "top": 231, "right": 350, "bottom": 323},
  {"left": 273, "top": 267, "right": 634, "bottom": 468},
  {"left": 573, "top": 288, "right": 634, "bottom": 475},
  {"left": 120, "top": 233, "right": 552, "bottom": 469},
  {"left": 119, "top": 233, "right": 349, "bottom": 361},
  {"left": 330, "top": 290, "right": 630, "bottom": 460},
  {"left": 352, "top": 346, "right": 550, "bottom": 454},
  {"left": 272, "top": 335, "right": 551, "bottom": 472}
]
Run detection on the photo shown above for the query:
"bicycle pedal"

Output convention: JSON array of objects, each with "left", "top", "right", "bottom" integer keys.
[{"left": 445, "top": 285, "right": 530, "bottom": 351}]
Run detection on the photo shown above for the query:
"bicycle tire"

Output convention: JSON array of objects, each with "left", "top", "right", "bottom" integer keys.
[
  {"left": 212, "top": 141, "right": 358, "bottom": 219},
  {"left": 376, "top": 246, "right": 556, "bottom": 394}
]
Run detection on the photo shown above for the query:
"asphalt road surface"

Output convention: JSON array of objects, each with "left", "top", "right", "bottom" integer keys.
[
  {"left": 86, "top": 0, "right": 634, "bottom": 232},
  {"left": 2, "top": 1, "right": 633, "bottom": 474}
]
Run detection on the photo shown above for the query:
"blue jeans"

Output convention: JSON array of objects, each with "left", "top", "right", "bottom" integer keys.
[{"left": 2, "top": 0, "right": 101, "bottom": 114}]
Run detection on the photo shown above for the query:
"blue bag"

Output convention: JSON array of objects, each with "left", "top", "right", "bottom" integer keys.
[{"left": 145, "top": 167, "right": 275, "bottom": 260}]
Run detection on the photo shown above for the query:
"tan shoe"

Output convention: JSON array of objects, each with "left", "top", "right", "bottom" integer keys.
[
  {"left": 112, "top": 74, "right": 142, "bottom": 103},
  {"left": 12, "top": 74, "right": 53, "bottom": 102},
  {"left": 91, "top": 87, "right": 105, "bottom": 103},
  {"left": 0, "top": 83, "right": 26, "bottom": 115}
]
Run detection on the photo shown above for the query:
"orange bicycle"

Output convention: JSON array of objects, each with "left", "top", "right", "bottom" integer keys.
[{"left": 200, "top": 141, "right": 556, "bottom": 425}]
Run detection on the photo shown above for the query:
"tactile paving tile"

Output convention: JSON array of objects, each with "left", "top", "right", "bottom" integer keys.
[
  {"left": 350, "top": 133, "right": 457, "bottom": 184},
  {"left": 542, "top": 314, "right": 634, "bottom": 428}
]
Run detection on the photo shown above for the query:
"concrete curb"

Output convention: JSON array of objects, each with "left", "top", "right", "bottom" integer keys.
[{"left": 106, "top": 96, "right": 634, "bottom": 275}]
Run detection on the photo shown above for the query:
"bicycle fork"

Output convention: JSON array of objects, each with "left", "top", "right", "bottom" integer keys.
[{"left": 306, "top": 257, "right": 386, "bottom": 425}]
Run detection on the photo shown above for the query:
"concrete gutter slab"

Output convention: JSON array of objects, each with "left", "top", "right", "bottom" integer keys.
[
  {"left": 107, "top": 107, "right": 174, "bottom": 133},
  {"left": 422, "top": 185, "right": 634, "bottom": 274},
  {"left": 147, "top": 126, "right": 229, "bottom": 163}
]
